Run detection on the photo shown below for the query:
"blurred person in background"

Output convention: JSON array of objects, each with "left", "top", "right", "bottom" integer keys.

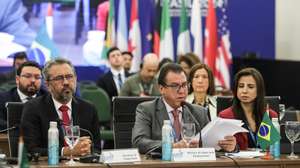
[
  {"left": 122, "top": 51, "right": 133, "bottom": 74},
  {"left": 186, "top": 63, "right": 217, "bottom": 121},
  {"left": 178, "top": 53, "right": 200, "bottom": 76}
]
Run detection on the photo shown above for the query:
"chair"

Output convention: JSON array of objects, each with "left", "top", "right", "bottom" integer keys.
[
  {"left": 80, "top": 87, "right": 113, "bottom": 144},
  {"left": 6, "top": 102, "right": 24, "bottom": 157},
  {"left": 112, "top": 96, "right": 156, "bottom": 149},
  {"left": 216, "top": 96, "right": 281, "bottom": 114}
]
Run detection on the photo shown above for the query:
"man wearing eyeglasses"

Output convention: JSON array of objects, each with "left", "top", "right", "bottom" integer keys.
[
  {"left": 0, "top": 61, "right": 47, "bottom": 130},
  {"left": 21, "top": 58, "right": 101, "bottom": 157},
  {"left": 132, "top": 63, "right": 237, "bottom": 154}
]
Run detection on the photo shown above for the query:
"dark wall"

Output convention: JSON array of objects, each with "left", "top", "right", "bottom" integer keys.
[{"left": 233, "top": 58, "right": 300, "bottom": 110}]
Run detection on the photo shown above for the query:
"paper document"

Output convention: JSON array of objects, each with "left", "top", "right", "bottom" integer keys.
[
  {"left": 225, "top": 150, "right": 264, "bottom": 158},
  {"left": 201, "top": 117, "right": 248, "bottom": 150}
]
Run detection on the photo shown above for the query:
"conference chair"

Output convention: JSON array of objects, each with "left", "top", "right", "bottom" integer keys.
[
  {"left": 6, "top": 102, "right": 24, "bottom": 157},
  {"left": 112, "top": 96, "right": 156, "bottom": 149},
  {"left": 80, "top": 86, "right": 113, "bottom": 145},
  {"left": 216, "top": 96, "right": 281, "bottom": 114}
]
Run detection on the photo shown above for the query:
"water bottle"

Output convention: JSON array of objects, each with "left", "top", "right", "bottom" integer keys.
[
  {"left": 48, "top": 121, "right": 59, "bottom": 165},
  {"left": 162, "top": 120, "right": 173, "bottom": 161},
  {"left": 271, "top": 118, "right": 280, "bottom": 159}
]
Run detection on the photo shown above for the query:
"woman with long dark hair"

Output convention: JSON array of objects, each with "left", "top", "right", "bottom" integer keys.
[{"left": 218, "top": 67, "right": 277, "bottom": 150}]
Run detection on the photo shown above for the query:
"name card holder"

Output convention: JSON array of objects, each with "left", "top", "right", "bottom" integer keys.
[
  {"left": 102, "top": 149, "right": 141, "bottom": 164},
  {"left": 172, "top": 148, "right": 216, "bottom": 161}
]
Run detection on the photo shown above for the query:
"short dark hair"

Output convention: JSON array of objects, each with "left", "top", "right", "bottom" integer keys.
[
  {"left": 43, "top": 58, "right": 76, "bottom": 81},
  {"left": 16, "top": 61, "right": 41, "bottom": 76},
  {"left": 158, "top": 63, "right": 184, "bottom": 85},
  {"left": 121, "top": 51, "right": 133, "bottom": 58},
  {"left": 13, "top": 52, "right": 28, "bottom": 67},
  {"left": 107, "top": 47, "right": 120, "bottom": 59},
  {"left": 159, "top": 58, "right": 173, "bottom": 70},
  {"left": 189, "top": 63, "right": 215, "bottom": 95}
]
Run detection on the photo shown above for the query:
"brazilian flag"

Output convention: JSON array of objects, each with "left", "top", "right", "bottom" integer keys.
[{"left": 257, "top": 112, "right": 281, "bottom": 149}]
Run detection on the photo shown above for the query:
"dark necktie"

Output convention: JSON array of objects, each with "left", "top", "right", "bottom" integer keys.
[
  {"left": 26, "top": 96, "right": 33, "bottom": 101},
  {"left": 172, "top": 109, "right": 181, "bottom": 141},
  {"left": 118, "top": 73, "right": 123, "bottom": 89}
]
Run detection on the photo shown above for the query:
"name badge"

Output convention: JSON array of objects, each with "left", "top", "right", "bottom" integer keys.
[
  {"left": 102, "top": 149, "right": 141, "bottom": 164},
  {"left": 172, "top": 148, "right": 216, "bottom": 161}
]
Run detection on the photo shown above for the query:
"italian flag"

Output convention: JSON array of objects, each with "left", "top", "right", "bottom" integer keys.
[
  {"left": 159, "top": 0, "right": 174, "bottom": 61},
  {"left": 177, "top": 0, "right": 191, "bottom": 56}
]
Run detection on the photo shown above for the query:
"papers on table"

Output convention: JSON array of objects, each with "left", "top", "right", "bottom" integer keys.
[
  {"left": 225, "top": 150, "right": 264, "bottom": 158},
  {"left": 201, "top": 117, "right": 248, "bottom": 150}
]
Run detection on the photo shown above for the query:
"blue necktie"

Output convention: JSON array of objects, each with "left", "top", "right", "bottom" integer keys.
[{"left": 118, "top": 73, "right": 123, "bottom": 89}]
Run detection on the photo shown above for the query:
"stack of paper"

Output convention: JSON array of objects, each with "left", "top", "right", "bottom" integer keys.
[{"left": 201, "top": 117, "right": 248, "bottom": 150}]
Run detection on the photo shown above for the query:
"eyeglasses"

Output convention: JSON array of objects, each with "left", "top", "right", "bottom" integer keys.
[
  {"left": 20, "top": 74, "right": 42, "bottom": 80},
  {"left": 48, "top": 74, "right": 74, "bottom": 82},
  {"left": 163, "top": 82, "right": 189, "bottom": 92}
]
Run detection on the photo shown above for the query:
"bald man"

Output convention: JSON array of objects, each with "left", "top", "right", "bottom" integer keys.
[{"left": 120, "top": 53, "right": 160, "bottom": 96}]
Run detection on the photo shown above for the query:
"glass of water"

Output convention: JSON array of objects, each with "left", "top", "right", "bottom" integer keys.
[
  {"left": 181, "top": 123, "right": 196, "bottom": 147},
  {"left": 285, "top": 121, "right": 300, "bottom": 159},
  {"left": 64, "top": 125, "right": 80, "bottom": 164}
]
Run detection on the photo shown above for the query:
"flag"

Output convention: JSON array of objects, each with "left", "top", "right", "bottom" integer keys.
[
  {"left": 153, "top": 0, "right": 162, "bottom": 56},
  {"left": 140, "top": 0, "right": 154, "bottom": 56},
  {"left": 128, "top": 0, "right": 142, "bottom": 72},
  {"left": 18, "top": 136, "right": 29, "bottom": 168},
  {"left": 46, "top": 3, "right": 53, "bottom": 39},
  {"left": 116, "top": 0, "right": 128, "bottom": 51},
  {"left": 190, "top": 0, "right": 203, "bottom": 61},
  {"left": 176, "top": 0, "right": 191, "bottom": 56},
  {"left": 102, "top": 0, "right": 116, "bottom": 59},
  {"left": 257, "top": 112, "right": 281, "bottom": 150},
  {"left": 215, "top": 1, "right": 232, "bottom": 89},
  {"left": 159, "top": 0, "right": 174, "bottom": 61},
  {"left": 30, "top": 20, "right": 59, "bottom": 64}
]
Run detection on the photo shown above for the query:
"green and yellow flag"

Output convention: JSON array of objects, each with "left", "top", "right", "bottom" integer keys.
[{"left": 257, "top": 112, "right": 281, "bottom": 149}]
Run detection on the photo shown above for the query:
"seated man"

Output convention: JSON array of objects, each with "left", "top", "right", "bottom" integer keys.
[
  {"left": 21, "top": 58, "right": 101, "bottom": 156},
  {"left": 132, "top": 63, "right": 236, "bottom": 154},
  {"left": 120, "top": 53, "right": 160, "bottom": 97},
  {"left": 0, "top": 61, "right": 46, "bottom": 130}
]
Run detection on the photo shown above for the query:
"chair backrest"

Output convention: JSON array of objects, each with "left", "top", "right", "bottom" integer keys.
[
  {"left": 81, "top": 87, "right": 111, "bottom": 123},
  {"left": 112, "top": 96, "right": 156, "bottom": 149},
  {"left": 216, "top": 96, "right": 281, "bottom": 114},
  {"left": 6, "top": 102, "right": 24, "bottom": 157}
]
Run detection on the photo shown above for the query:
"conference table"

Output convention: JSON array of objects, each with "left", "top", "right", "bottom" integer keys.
[{"left": 28, "top": 155, "right": 300, "bottom": 168}]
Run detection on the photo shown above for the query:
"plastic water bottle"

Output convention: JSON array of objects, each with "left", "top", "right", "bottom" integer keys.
[
  {"left": 162, "top": 120, "right": 173, "bottom": 161},
  {"left": 271, "top": 118, "right": 280, "bottom": 159},
  {"left": 48, "top": 121, "right": 59, "bottom": 165}
]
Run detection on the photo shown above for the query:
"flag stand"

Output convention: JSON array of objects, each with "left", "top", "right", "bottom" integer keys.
[{"left": 261, "top": 147, "right": 273, "bottom": 160}]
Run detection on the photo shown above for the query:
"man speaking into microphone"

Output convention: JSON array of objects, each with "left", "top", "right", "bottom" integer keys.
[
  {"left": 21, "top": 58, "right": 101, "bottom": 156},
  {"left": 132, "top": 63, "right": 236, "bottom": 154}
]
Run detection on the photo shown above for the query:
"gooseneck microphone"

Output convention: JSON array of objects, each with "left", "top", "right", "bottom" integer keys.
[
  {"left": 181, "top": 101, "right": 203, "bottom": 147},
  {"left": 0, "top": 125, "right": 18, "bottom": 133}
]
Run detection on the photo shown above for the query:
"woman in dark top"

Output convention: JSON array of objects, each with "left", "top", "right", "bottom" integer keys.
[{"left": 219, "top": 67, "right": 277, "bottom": 150}]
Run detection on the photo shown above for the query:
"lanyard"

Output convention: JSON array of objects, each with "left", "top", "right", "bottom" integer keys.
[{"left": 246, "top": 124, "right": 257, "bottom": 148}]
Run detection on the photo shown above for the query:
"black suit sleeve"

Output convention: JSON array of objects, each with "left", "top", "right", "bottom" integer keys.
[{"left": 89, "top": 104, "right": 102, "bottom": 153}]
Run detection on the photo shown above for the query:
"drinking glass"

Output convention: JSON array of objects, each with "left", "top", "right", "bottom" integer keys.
[
  {"left": 285, "top": 121, "right": 300, "bottom": 159},
  {"left": 181, "top": 123, "right": 196, "bottom": 147},
  {"left": 279, "top": 104, "right": 286, "bottom": 121},
  {"left": 64, "top": 125, "right": 80, "bottom": 164}
]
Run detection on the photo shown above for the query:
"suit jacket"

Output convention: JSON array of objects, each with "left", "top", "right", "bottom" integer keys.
[
  {"left": 132, "top": 98, "right": 209, "bottom": 154},
  {"left": 20, "top": 94, "right": 101, "bottom": 156},
  {"left": 0, "top": 87, "right": 47, "bottom": 130},
  {"left": 218, "top": 106, "right": 278, "bottom": 150},
  {"left": 97, "top": 70, "right": 131, "bottom": 101}
]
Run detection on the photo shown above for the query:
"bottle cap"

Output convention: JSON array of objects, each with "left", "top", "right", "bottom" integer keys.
[
  {"left": 272, "top": 118, "right": 279, "bottom": 122},
  {"left": 163, "top": 120, "right": 171, "bottom": 125},
  {"left": 49, "top": 121, "right": 57, "bottom": 127}
]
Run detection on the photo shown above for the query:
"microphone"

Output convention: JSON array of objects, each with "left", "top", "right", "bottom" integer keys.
[
  {"left": 56, "top": 119, "right": 101, "bottom": 163},
  {"left": 0, "top": 125, "right": 18, "bottom": 133},
  {"left": 181, "top": 101, "right": 203, "bottom": 147}
]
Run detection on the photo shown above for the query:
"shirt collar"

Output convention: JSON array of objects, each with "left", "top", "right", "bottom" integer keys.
[
  {"left": 17, "top": 88, "right": 37, "bottom": 102},
  {"left": 111, "top": 68, "right": 125, "bottom": 77},
  {"left": 162, "top": 98, "right": 183, "bottom": 114},
  {"left": 52, "top": 96, "right": 72, "bottom": 112}
]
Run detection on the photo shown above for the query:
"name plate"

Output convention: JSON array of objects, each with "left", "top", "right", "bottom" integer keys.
[
  {"left": 172, "top": 148, "right": 216, "bottom": 161},
  {"left": 102, "top": 149, "right": 141, "bottom": 164}
]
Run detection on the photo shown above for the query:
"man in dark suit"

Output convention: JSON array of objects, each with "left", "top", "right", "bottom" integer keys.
[
  {"left": 21, "top": 58, "right": 101, "bottom": 156},
  {"left": 97, "top": 47, "right": 131, "bottom": 101},
  {"left": 0, "top": 61, "right": 46, "bottom": 130},
  {"left": 132, "top": 63, "right": 237, "bottom": 154}
]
